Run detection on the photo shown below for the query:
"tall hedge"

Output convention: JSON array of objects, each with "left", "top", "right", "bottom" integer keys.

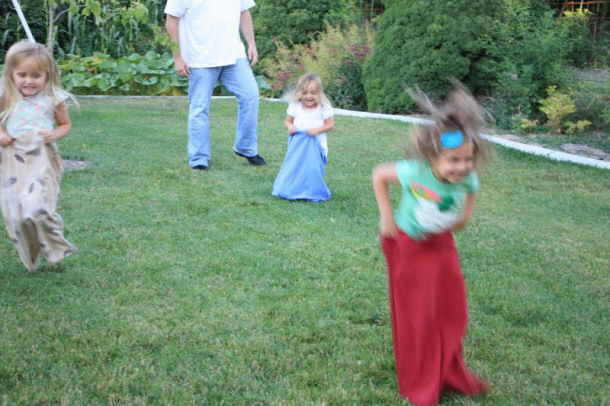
[{"left": 363, "top": 0, "right": 503, "bottom": 113}]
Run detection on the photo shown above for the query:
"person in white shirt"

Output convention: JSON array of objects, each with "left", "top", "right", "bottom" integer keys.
[{"left": 165, "top": 0, "right": 266, "bottom": 171}]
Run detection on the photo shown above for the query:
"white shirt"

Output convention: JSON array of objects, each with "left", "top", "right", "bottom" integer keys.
[
  {"left": 287, "top": 101, "right": 334, "bottom": 155},
  {"left": 164, "top": 0, "right": 255, "bottom": 68}
]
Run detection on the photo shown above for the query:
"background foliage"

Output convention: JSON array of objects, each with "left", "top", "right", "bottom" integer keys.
[
  {"left": 0, "top": 0, "right": 607, "bottom": 132},
  {"left": 0, "top": 0, "right": 162, "bottom": 58},
  {"left": 251, "top": 0, "right": 345, "bottom": 68},
  {"left": 265, "top": 22, "right": 374, "bottom": 111},
  {"left": 58, "top": 51, "right": 188, "bottom": 96}
]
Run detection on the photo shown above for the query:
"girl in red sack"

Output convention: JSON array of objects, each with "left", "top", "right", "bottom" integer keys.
[
  {"left": 0, "top": 41, "right": 77, "bottom": 271},
  {"left": 372, "top": 82, "right": 490, "bottom": 406}
]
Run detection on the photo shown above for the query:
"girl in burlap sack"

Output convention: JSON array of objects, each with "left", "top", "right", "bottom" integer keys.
[{"left": 0, "top": 40, "right": 77, "bottom": 271}]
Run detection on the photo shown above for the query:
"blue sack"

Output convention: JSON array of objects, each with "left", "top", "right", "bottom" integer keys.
[{"left": 272, "top": 131, "right": 331, "bottom": 202}]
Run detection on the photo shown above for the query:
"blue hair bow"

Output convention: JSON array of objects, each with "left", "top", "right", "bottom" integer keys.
[{"left": 440, "top": 130, "right": 464, "bottom": 149}]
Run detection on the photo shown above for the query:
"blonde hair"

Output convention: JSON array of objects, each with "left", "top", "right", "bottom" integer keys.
[
  {"left": 289, "top": 73, "right": 331, "bottom": 107},
  {"left": 0, "top": 40, "right": 69, "bottom": 123},
  {"left": 405, "top": 81, "right": 490, "bottom": 169}
]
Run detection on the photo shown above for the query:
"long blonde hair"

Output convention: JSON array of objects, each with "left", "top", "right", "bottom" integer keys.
[
  {"left": 0, "top": 41, "right": 66, "bottom": 123},
  {"left": 405, "top": 81, "right": 490, "bottom": 169},
  {"left": 289, "top": 73, "right": 331, "bottom": 107}
]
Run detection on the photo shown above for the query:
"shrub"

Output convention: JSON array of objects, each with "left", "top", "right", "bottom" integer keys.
[
  {"left": 539, "top": 86, "right": 577, "bottom": 133},
  {"left": 564, "top": 119, "right": 592, "bottom": 135},
  {"left": 251, "top": 0, "right": 344, "bottom": 72},
  {"left": 362, "top": 0, "right": 503, "bottom": 113},
  {"left": 264, "top": 22, "right": 374, "bottom": 111},
  {"left": 479, "top": 0, "right": 571, "bottom": 130},
  {"left": 569, "top": 78, "right": 610, "bottom": 132}
]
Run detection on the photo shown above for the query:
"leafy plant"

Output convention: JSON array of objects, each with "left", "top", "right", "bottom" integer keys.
[
  {"left": 58, "top": 51, "right": 188, "bottom": 95},
  {"left": 519, "top": 117, "right": 539, "bottom": 134},
  {"left": 1, "top": 0, "right": 165, "bottom": 59},
  {"left": 539, "top": 86, "right": 577, "bottom": 133},
  {"left": 564, "top": 119, "right": 592, "bottom": 135}
]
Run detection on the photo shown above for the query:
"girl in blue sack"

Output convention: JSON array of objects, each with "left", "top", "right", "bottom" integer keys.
[
  {"left": 272, "top": 73, "right": 334, "bottom": 202},
  {"left": 373, "top": 82, "right": 490, "bottom": 405},
  {"left": 0, "top": 41, "right": 78, "bottom": 271}
]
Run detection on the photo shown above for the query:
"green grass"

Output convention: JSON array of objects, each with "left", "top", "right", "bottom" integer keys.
[{"left": 0, "top": 98, "right": 608, "bottom": 405}]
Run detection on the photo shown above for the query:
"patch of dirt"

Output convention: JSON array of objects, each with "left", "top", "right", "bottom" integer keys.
[
  {"left": 496, "top": 133, "right": 609, "bottom": 162},
  {"left": 561, "top": 143, "right": 610, "bottom": 161}
]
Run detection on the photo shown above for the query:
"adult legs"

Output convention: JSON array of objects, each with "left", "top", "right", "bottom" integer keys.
[
  {"left": 218, "top": 58, "right": 260, "bottom": 157},
  {"left": 188, "top": 67, "right": 221, "bottom": 167}
]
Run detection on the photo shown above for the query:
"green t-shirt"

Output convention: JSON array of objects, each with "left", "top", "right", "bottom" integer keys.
[{"left": 395, "top": 160, "right": 479, "bottom": 240}]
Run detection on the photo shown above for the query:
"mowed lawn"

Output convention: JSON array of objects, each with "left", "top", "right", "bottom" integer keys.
[{"left": 0, "top": 97, "right": 608, "bottom": 405}]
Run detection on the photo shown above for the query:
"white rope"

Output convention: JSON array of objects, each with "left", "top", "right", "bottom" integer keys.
[{"left": 11, "top": 0, "right": 36, "bottom": 43}]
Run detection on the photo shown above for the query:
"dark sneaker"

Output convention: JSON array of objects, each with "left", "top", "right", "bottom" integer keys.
[
  {"left": 192, "top": 164, "right": 208, "bottom": 171},
  {"left": 234, "top": 151, "right": 266, "bottom": 166}
]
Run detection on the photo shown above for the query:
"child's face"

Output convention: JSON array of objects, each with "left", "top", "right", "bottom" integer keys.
[
  {"left": 431, "top": 142, "right": 475, "bottom": 184},
  {"left": 12, "top": 57, "right": 47, "bottom": 97},
  {"left": 301, "top": 81, "right": 319, "bottom": 108}
]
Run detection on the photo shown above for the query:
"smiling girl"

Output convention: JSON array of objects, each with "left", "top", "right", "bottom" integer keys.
[
  {"left": 272, "top": 73, "right": 334, "bottom": 202},
  {"left": 0, "top": 40, "right": 77, "bottom": 271},
  {"left": 372, "top": 82, "right": 491, "bottom": 405}
]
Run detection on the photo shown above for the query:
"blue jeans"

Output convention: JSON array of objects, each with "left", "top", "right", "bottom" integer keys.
[{"left": 187, "top": 58, "right": 260, "bottom": 167}]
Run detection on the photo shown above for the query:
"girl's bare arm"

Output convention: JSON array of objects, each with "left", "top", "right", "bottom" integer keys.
[
  {"left": 285, "top": 116, "right": 296, "bottom": 134},
  {"left": 452, "top": 193, "right": 476, "bottom": 233},
  {"left": 307, "top": 117, "right": 334, "bottom": 136},
  {"left": 372, "top": 163, "right": 400, "bottom": 238},
  {"left": 41, "top": 102, "right": 71, "bottom": 143}
]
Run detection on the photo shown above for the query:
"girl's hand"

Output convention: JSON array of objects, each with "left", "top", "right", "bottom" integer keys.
[
  {"left": 379, "top": 217, "right": 398, "bottom": 238},
  {"left": 450, "top": 219, "right": 467, "bottom": 233},
  {"left": 306, "top": 129, "right": 317, "bottom": 136},
  {"left": 40, "top": 130, "right": 61, "bottom": 143},
  {"left": 0, "top": 132, "right": 13, "bottom": 147},
  {"left": 451, "top": 193, "right": 476, "bottom": 233},
  {"left": 287, "top": 124, "right": 297, "bottom": 134}
]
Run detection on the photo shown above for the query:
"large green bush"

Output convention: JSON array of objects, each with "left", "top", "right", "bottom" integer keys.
[{"left": 363, "top": 0, "right": 503, "bottom": 113}]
